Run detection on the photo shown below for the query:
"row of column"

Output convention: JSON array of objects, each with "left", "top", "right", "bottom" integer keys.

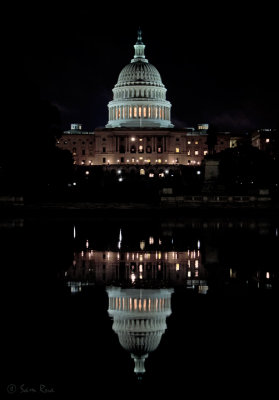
[
  {"left": 109, "top": 296, "right": 171, "bottom": 312},
  {"left": 109, "top": 105, "right": 170, "bottom": 121},
  {"left": 115, "top": 136, "right": 167, "bottom": 152}
]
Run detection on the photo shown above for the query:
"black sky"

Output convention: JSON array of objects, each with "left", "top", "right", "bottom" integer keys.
[{"left": 6, "top": 2, "right": 279, "bottom": 133}]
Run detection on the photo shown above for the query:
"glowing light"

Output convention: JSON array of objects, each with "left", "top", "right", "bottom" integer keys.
[
  {"left": 131, "top": 273, "right": 136, "bottom": 284},
  {"left": 131, "top": 137, "right": 136, "bottom": 141},
  {"left": 140, "top": 240, "right": 145, "bottom": 250},
  {"left": 176, "top": 263, "right": 180, "bottom": 271},
  {"left": 197, "top": 240, "right": 200, "bottom": 249},
  {"left": 149, "top": 236, "right": 154, "bottom": 244},
  {"left": 73, "top": 225, "right": 76, "bottom": 239},
  {"left": 266, "top": 272, "right": 270, "bottom": 279},
  {"left": 85, "top": 170, "right": 89, "bottom": 175},
  {"left": 86, "top": 240, "right": 89, "bottom": 248}
]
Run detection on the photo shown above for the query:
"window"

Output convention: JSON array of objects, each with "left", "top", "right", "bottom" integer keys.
[
  {"left": 195, "top": 141, "right": 199, "bottom": 144},
  {"left": 157, "top": 146, "right": 162, "bottom": 153},
  {"left": 102, "top": 138, "right": 106, "bottom": 141},
  {"left": 102, "top": 158, "right": 106, "bottom": 163},
  {"left": 82, "top": 149, "right": 85, "bottom": 155},
  {"left": 187, "top": 141, "right": 191, "bottom": 144},
  {"left": 130, "top": 145, "right": 136, "bottom": 153},
  {"left": 72, "top": 147, "right": 77, "bottom": 155},
  {"left": 204, "top": 150, "right": 208, "bottom": 155},
  {"left": 139, "top": 145, "right": 144, "bottom": 153},
  {"left": 176, "top": 138, "right": 180, "bottom": 141},
  {"left": 195, "top": 150, "right": 199, "bottom": 155},
  {"left": 140, "top": 169, "right": 145, "bottom": 175},
  {"left": 176, "top": 148, "right": 179, "bottom": 153},
  {"left": 146, "top": 146, "right": 152, "bottom": 153},
  {"left": 187, "top": 150, "right": 191, "bottom": 155},
  {"left": 121, "top": 157, "right": 124, "bottom": 163},
  {"left": 119, "top": 145, "right": 125, "bottom": 153},
  {"left": 103, "top": 147, "right": 106, "bottom": 153}
]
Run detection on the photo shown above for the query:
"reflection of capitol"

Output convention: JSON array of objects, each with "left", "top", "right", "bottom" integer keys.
[
  {"left": 107, "top": 286, "right": 173, "bottom": 377},
  {"left": 66, "top": 244, "right": 208, "bottom": 294}
]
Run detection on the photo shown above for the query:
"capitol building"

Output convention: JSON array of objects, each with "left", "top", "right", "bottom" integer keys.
[{"left": 57, "top": 30, "right": 232, "bottom": 168}]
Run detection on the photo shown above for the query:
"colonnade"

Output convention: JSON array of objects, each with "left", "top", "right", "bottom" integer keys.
[{"left": 108, "top": 104, "right": 171, "bottom": 121}]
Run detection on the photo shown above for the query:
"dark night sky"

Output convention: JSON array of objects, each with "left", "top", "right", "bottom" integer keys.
[{"left": 6, "top": 2, "right": 279, "bottom": 133}]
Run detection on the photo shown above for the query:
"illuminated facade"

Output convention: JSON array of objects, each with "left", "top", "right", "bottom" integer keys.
[{"left": 56, "top": 31, "right": 232, "bottom": 167}]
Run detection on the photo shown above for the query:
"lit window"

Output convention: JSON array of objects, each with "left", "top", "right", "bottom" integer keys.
[
  {"left": 204, "top": 150, "right": 208, "bottom": 155},
  {"left": 140, "top": 169, "right": 145, "bottom": 175},
  {"left": 149, "top": 237, "right": 154, "bottom": 244},
  {"left": 149, "top": 173, "right": 154, "bottom": 178},
  {"left": 159, "top": 172, "right": 164, "bottom": 177},
  {"left": 266, "top": 138, "right": 270, "bottom": 143},
  {"left": 176, "top": 263, "right": 180, "bottom": 271},
  {"left": 195, "top": 141, "right": 199, "bottom": 144},
  {"left": 133, "top": 107, "right": 137, "bottom": 118},
  {"left": 129, "top": 107, "right": 132, "bottom": 118},
  {"left": 131, "top": 137, "right": 136, "bottom": 141},
  {"left": 187, "top": 141, "right": 191, "bottom": 144},
  {"left": 176, "top": 148, "right": 180, "bottom": 153},
  {"left": 187, "top": 150, "right": 191, "bottom": 155},
  {"left": 143, "top": 107, "right": 147, "bottom": 118},
  {"left": 138, "top": 107, "right": 142, "bottom": 117},
  {"left": 139, "top": 145, "right": 143, "bottom": 153},
  {"left": 195, "top": 150, "right": 199, "bottom": 155}
]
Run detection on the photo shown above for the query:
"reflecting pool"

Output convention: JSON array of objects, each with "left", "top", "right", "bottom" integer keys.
[{"left": 3, "top": 215, "right": 279, "bottom": 396}]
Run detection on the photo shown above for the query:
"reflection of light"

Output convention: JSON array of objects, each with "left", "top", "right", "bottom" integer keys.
[
  {"left": 149, "top": 236, "right": 154, "bottom": 244},
  {"left": 197, "top": 240, "right": 200, "bottom": 249},
  {"left": 188, "top": 271, "right": 191, "bottom": 277},
  {"left": 86, "top": 240, "right": 89, "bottom": 248},
  {"left": 131, "top": 273, "right": 136, "bottom": 283},
  {"left": 140, "top": 240, "right": 145, "bottom": 250},
  {"left": 266, "top": 272, "right": 270, "bottom": 279},
  {"left": 118, "top": 229, "right": 122, "bottom": 249},
  {"left": 195, "top": 260, "right": 199, "bottom": 268},
  {"left": 139, "top": 264, "right": 143, "bottom": 272},
  {"left": 73, "top": 225, "right": 76, "bottom": 239},
  {"left": 176, "top": 263, "right": 179, "bottom": 271}
]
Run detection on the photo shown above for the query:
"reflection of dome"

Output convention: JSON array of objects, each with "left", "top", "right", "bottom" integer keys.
[
  {"left": 107, "top": 286, "right": 173, "bottom": 376},
  {"left": 106, "top": 29, "right": 173, "bottom": 129}
]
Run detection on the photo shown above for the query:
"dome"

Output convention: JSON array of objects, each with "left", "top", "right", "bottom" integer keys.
[
  {"left": 106, "top": 29, "right": 173, "bottom": 129},
  {"left": 115, "top": 60, "right": 164, "bottom": 88},
  {"left": 106, "top": 287, "right": 173, "bottom": 376}
]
